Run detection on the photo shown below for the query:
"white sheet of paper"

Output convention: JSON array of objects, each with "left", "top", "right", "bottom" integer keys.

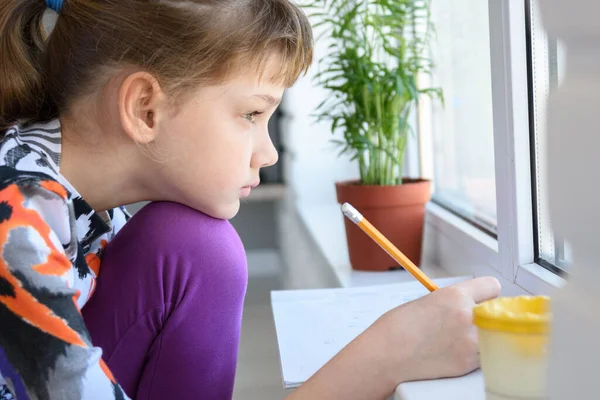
[{"left": 271, "top": 276, "right": 469, "bottom": 388}]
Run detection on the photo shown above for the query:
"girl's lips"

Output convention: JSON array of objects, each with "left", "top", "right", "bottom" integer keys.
[{"left": 241, "top": 181, "right": 259, "bottom": 197}]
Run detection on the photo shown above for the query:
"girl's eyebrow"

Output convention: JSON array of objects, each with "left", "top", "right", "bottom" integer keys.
[{"left": 252, "top": 94, "right": 281, "bottom": 107}]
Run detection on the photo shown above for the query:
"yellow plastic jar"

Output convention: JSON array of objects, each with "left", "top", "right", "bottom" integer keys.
[{"left": 473, "top": 296, "right": 551, "bottom": 400}]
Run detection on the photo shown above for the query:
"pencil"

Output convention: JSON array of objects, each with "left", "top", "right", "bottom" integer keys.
[{"left": 341, "top": 202, "right": 439, "bottom": 292}]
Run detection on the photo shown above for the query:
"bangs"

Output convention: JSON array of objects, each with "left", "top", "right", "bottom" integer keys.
[{"left": 224, "top": 0, "right": 313, "bottom": 87}]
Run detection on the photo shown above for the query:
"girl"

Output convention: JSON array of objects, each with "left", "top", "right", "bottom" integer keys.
[{"left": 0, "top": 0, "right": 500, "bottom": 399}]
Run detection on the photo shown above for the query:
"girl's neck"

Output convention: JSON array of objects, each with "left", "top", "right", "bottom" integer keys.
[{"left": 59, "top": 116, "right": 154, "bottom": 213}]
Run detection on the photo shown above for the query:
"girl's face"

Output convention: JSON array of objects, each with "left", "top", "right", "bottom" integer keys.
[{"left": 151, "top": 63, "right": 283, "bottom": 220}]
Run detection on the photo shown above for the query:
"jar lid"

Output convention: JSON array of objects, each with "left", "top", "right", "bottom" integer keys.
[{"left": 473, "top": 296, "right": 551, "bottom": 334}]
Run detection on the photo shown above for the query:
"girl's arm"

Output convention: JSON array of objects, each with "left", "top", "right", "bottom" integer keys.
[{"left": 287, "top": 277, "right": 501, "bottom": 400}]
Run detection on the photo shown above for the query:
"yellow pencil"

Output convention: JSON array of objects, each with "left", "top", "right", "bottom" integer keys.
[{"left": 341, "top": 202, "right": 439, "bottom": 292}]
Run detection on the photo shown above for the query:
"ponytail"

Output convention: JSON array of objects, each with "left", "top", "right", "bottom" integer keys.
[{"left": 0, "top": 0, "right": 53, "bottom": 130}]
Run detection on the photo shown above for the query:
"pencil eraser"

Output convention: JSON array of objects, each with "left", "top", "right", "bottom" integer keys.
[{"left": 342, "top": 203, "right": 362, "bottom": 224}]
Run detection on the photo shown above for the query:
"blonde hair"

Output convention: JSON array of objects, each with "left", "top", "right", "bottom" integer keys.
[{"left": 0, "top": 0, "right": 313, "bottom": 130}]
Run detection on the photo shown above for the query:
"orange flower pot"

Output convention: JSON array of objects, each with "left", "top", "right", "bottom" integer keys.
[{"left": 336, "top": 179, "right": 431, "bottom": 271}]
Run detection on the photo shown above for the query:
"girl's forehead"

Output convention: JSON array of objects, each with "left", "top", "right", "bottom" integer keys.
[
  {"left": 227, "top": 67, "right": 287, "bottom": 91},
  {"left": 186, "top": 55, "right": 287, "bottom": 102},
  {"left": 228, "top": 53, "right": 293, "bottom": 88}
]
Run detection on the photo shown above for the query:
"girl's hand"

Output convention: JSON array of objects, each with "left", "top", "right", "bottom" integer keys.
[
  {"left": 287, "top": 277, "right": 501, "bottom": 400},
  {"left": 372, "top": 277, "right": 502, "bottom": 384}
]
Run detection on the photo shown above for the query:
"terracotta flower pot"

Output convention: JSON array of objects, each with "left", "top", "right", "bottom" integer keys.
[{"left": 336, "top": 179, "right": 431, "bottom": 271}]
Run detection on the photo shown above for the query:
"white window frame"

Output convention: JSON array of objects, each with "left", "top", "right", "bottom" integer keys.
[{"left": 419, "top": 0, "right": 566, "bottom": 295}]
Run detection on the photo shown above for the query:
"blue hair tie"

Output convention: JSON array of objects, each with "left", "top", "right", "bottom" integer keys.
[{"left": 46, "top": 0, "right": 63, "bottom": 13}]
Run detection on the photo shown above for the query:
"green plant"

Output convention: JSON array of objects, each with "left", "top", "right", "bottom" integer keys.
[{"left": 305, "top": 0, "right": 443, "bottom": 185}]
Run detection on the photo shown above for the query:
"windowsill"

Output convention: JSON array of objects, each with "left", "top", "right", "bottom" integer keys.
[
  {"left": 515, "top": 262, "right": 566, "bottom": 295},
  {"left": 295, "top": 202, "right": 450, "bottom": 288}
]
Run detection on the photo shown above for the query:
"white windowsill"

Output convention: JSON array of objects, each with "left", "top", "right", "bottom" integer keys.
[{"left": 515, "top": 262, "right": 566, "bottom": 295}]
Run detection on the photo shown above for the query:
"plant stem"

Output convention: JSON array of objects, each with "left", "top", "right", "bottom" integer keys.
[
  {"left": 375, "top": 90, "right": 384, "bottom": 185},
  {"left": 396, "top": 123, "right": 408, "bottom": 184},
  {"left": 359, "top": 152, "right": 367, "bottom": 183},
  {"left": 387, "top": 131, "right": 395, "bottom": 185}
]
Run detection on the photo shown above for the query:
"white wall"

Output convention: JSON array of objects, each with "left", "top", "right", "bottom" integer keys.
[
  {"left": 281, "top": 65, "right": 359, "bottom": 207},
  {"left": 540, "top": 1, "right": 600, "bottom": 398},
  {"left": 281, "top": 2, "right": 360, "bottom": 208}
]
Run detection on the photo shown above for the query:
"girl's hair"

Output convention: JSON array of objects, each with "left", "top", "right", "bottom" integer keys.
[{"left": 0, "top": 0, "right": 313, "bottom": 130}]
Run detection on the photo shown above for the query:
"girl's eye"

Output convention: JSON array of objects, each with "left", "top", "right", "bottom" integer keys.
[{"left": 243, "top": 111, "right": 264, "bottom": 123}]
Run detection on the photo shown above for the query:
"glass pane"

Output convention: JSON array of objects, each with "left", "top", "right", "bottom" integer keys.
[
  {"left": 529, "top": 0, "right": 571, "bottom": 271},
  {"left": 429, "top": 0, "right": 497, "bottom": 233}
]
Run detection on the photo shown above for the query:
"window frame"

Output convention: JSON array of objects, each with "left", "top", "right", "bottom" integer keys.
[{"left": 419, "top": 0, "right": 566, "bottom": 295}]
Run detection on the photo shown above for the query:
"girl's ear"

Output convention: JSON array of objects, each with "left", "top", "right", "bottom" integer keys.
[{"left": 118, "top": 71, "right": 167, "bottom": 144}]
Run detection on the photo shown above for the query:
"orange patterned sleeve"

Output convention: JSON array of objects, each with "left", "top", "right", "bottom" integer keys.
[{"left": 0, "top": 179, "right": 128, "bottom": 399}]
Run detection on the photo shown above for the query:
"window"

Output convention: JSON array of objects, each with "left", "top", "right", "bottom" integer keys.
[
  {"left": 425, "top": 0, "right": 497, "bottom": 234},
  {"left": 527, "top": 0, "right": 571, "bottom": 273},
  {"left": 418, "top": 0, "right": 567, "bottom": 294}
]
